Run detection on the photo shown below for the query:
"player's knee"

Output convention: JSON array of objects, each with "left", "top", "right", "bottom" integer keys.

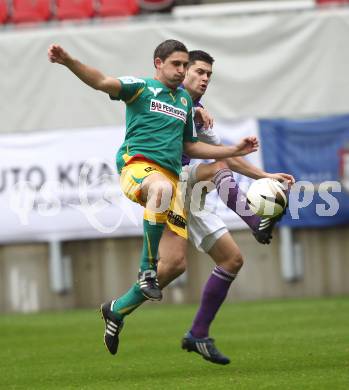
[
  {"left": 214, "top": 160, "right": 229, "bottom": 172},
  {"left": 205, "top": 160, "right": 228, "bottom": 181},
  {"left": 157, "top": 253, "right": 186, "bottom": 289},
  {"left": 231, "top": 251, "right": 244, "bottom": 272},
  {"left": 221, "top": 251, "right": 244, "bottom": 273},
  {"left": 169, "top": 254, "right": 187, "bottom": 276},
  {"left": 174, "top": 255, "right": 187, "bottom": 275}
]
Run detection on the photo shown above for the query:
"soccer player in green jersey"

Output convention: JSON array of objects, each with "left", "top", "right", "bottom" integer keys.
[{"left": 48, "top": 39, "right": 258, "bottom": 356}]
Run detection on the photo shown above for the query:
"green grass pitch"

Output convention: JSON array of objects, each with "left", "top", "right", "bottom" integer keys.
[{"left": 0, "top": 297, "right": 348, "bottom": 389}]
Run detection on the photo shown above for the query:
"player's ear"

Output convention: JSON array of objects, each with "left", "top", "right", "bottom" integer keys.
[{"left": 154, "top": 57, "right": 162, "bottom": 69}]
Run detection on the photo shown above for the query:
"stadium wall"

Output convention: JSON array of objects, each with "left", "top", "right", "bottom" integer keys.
[
  {"left": 1, "top": 8, "right": 349, "bottom": 312},
  {"left": 1, "top": 227, "right": 349, "bottom": 312}
]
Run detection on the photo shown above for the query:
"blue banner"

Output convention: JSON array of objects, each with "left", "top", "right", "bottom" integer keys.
[{"left": 259, "top": 115, "right": 349, "bottom": 227}]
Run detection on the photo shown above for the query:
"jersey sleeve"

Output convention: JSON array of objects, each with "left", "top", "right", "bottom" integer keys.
[
  {"left": 197, "top": 126, "right": 221, "bottom": 145},
  {"left": 183, "top": 99, "right": 198, "bottom": 143},
  {"left": 110, "top": 76, "right": 146, "bottom": 103}
]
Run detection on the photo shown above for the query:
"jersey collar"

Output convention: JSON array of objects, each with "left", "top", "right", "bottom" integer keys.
[{"left": 153, "top": 78, "right": 182, "bottom": 94}]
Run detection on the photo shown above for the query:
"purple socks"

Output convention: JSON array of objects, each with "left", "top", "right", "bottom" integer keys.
[
  {"left": 190, "top": 266, "right": 236, "bottom": 338},
  {"left": 214, "top": 168, "right": 261, "bottom": 231}
]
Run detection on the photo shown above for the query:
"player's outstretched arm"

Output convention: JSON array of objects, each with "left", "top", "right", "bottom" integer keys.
[
  {"left": 184, "top": 136, "right": 258, "bottom": 160},
  {"left": 225, "top": 156, "right": 295, "bottom": 184},
  {"left": 48, "top": 44, "right": 121, "bottom": 98}
]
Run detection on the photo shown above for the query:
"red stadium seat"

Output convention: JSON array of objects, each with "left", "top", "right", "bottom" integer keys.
[
  {"left": 56, "top": 0, "right": 94, "bottom": 20},
  {"left": 12, "top": 0, "right": 51, "bottom": 23},
  {"left": 0, "top": 0, "right": 8, "bottom": 24},
  {"left": 97, "top": 0, "right": 139, "bottom": 17}
]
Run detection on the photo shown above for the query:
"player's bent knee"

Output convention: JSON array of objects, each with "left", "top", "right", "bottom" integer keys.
[
  {"left": 221, "top": 252, "right": 243, "bottom": 273},
  {"left": 204, "top": 160, "right": 229, "bottom": 182},
  {"left": 214, "top": 160, "right": 228, "bottom": 172},
  {"left": 157, "top": 254, "right": 186, "bottom": 289},
  {"left": 169, "top": 254, "right": 187, "bottom": 276},
  {"left": 174, "top": 255, "right": 187, "bottom": 274},
  {"left": 235, "top": 252, "right": 244, "bottom": 269},
  {"left": 231, "top": 252, "right": 244, "bottom": 271}
]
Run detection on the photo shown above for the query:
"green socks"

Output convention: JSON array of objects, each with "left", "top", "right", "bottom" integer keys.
[
  {"left": 139, "top": 219, "right": 165, "bottom": 272},
  {"left": 112, "top": 283, "right": 147, "bottom": 321},
  {"left": 111, "top": 217, "right": 166, "bottom": 320}
]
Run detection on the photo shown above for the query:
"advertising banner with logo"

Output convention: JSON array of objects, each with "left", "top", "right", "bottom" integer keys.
[
  {"left": 0, "top": 127, "right": 142, "bottom": 243},
  {"left": 0, "top": 120, "right": 260, "bottom": 243},
  {"left": 259, "top": 115, "right": 349, "bottom": 227}
]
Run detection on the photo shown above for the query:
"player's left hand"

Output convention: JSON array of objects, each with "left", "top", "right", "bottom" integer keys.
[
  {"left": 48, "top": 44, "right": 71, "bottom": 65},
  {"left": 266, "top": 173, "right": 295, "bottom": 187},
  {"left": 194, "top": 107, "right": 213, "bottom": 129},
  {"left": 234, "top": 136, "right": 259, "bottom": 156}
]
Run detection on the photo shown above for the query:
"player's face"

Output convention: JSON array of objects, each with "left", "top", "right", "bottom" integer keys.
[
  {"left": 184, "top": 60, "right": 213, "bottom": 100},
  {"left": 155, "top": 51, "right": 189, "bottom": 89}
]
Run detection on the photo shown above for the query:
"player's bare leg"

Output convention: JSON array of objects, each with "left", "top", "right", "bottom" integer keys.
[
  {"left": 208, "top": 232, "right": 243, "bottom": 273},
  {"left": 194, "top": 160, "right": 227, "bottom": 182},
  {"left": 157, "top": 227, "right": 187, "bottom": 288},
  {"left": 194, "top": 161, "right": 281, "bottom": 244},
  {"left": 213, "top": 168, "right": 284, "bottom": 244}
]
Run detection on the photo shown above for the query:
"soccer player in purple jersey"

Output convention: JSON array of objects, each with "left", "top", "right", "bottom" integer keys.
[{"left": 156, "top": 50, "right": 295, "bottom": 365}]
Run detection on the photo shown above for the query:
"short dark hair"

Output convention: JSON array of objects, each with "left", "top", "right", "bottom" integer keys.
[
  {"left": 153, "top": 39, "right": 188, "bottom": 66},
  {"left": 188, "top": 50, "right": 215, "bottom": 67}
]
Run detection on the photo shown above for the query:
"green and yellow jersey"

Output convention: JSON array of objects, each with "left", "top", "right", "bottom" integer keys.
[{"left": 111, "top": 77, "right": 197, "bottom": 176}]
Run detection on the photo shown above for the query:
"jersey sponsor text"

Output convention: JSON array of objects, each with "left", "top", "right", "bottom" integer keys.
[{"left": 150, "top": 99, "right": 187, "bottom": 123}]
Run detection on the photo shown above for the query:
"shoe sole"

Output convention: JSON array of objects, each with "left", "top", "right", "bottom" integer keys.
[
  {"left": 182, "top": 338, "right": 230, "bottom": 365},
  {"left": 140, "top": 291, "right": 163, "bottom": 301},
  {"left": 203, "top": 356, "right": 230, "bottom": 365}
]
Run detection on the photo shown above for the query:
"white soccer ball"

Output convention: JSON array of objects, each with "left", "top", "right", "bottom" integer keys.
[{"left": 246, "top": 178, "right": 288, "bottom": 218}]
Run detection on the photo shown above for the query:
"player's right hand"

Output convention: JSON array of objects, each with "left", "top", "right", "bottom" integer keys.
[
  {"left": 48, "top": 44, "right": 71, "bottom": 65},
  {"left": 266, "top": 172, "right": 295, "bottom": 186}
]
